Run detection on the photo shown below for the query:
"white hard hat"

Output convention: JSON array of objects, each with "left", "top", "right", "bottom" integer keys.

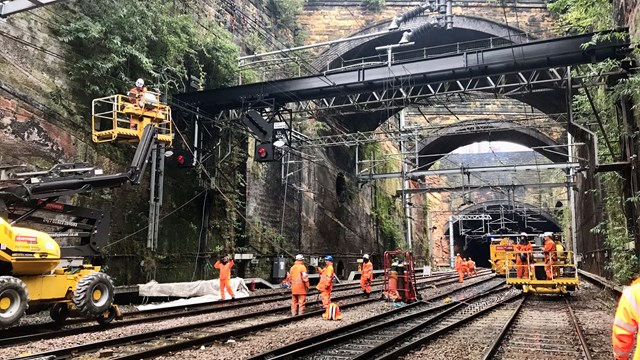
[
  {"left": 363, "top": 254, "right": 370, "bottom": 260},
  {"left": 295, "top": 254, "right": 304, "bottom": 261},
  {"left": 544, "top": 232, "right": 553, "bottom": 237},
  {"left": 135, "top": 78, "right": 144, "bottom": 88},
  {"left": 520, "top": 232, "right": 527, "bottom": 236}
]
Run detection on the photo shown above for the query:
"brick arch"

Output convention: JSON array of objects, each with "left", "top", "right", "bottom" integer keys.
[
  {"left": 314, "top": 15, "right": 529, "bottom": 70},
  {"left": 417, "top": 120, "right": 567, "bottom": 169}
]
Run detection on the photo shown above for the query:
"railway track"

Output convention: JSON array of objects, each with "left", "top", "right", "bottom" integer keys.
[
  {"left": 5, "top": 272, "right": 498, "bottom": 359},
  {"left": 1, "top": 270, "right": 461, "bottom": 339},
  {"left": 0, "top": 270, "right": 472, "bottom": 346},
  {"left": 249, "top": 278, "right": 516, "bottom": 360},
  {"left": 484, "top": 296, "right": 592, "bottom": 360}
]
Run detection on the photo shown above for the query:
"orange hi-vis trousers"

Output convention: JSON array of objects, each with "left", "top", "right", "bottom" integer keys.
[
  {"left": 291, "top": 294, "right": 306, "bottom": 316},
  {"left": 321, "top": 290, "right": 331, "bottom": 308},
  {"left": 220, "top": 279, "right": 234, "bottom": 300}
]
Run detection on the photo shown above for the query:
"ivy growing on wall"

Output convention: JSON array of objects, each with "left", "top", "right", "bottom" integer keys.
[
  {"left": 363, "top": 143, "right": 403, "bottom": 250},
  {"left": 51, "top": 0, "right": 239, "bottom": 103},
  {"left": 550, "top": 0, "right": 640, "bottom": 282}
]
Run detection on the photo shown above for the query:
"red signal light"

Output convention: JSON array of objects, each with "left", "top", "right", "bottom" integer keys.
[
  {"left": 257, "top": 147, "right": 267, "bottom": 158},
  {"left": 177, "top": 155, "right": 185, "bottom": 165}
]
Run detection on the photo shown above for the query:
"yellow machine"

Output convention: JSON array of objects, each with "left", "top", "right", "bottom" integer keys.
[
  {"left": 505, "top": 234, "right": 579, "bottom": 294},
  {"left": 0, "top": 218, "right": 116, "bottom": 327},
  {"left": 0, "top": 90, "right": 168, "bottom": 328},
  {"left": 488, "top": 237, "right": 516, "bottom": 276},
  {"left": 92, "top": 92, "right": 173, "bottom": 145}
]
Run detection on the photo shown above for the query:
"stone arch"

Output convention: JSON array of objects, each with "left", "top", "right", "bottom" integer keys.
[
  {"left": 417, "top": 120, "right": 567, "bottom": 169},
  {"left": 314, "top": 15, "right": 530, "bottom": 71}
]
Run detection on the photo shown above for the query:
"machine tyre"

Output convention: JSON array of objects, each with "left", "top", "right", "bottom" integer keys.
[
  {"left": 73, "top": 272, "right": 114, "bottom": 318},
  {"left": 0, "top": 276, "right": 28, "bottom": 328},
  {"left": 50, "top": 303, "right": 69, "bottom": 326},
  {"left": 97, "top": 305, "right": 117, "bottom": 325}
]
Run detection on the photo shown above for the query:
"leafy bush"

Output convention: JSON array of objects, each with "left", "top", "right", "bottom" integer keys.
[{"left": 52, "top": 0, "right": 239, "bottom": 102}]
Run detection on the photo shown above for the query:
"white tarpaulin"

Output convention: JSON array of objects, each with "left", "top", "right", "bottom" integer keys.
[{"left": 136, "top": 278, "right": 250, "bottom": 311}]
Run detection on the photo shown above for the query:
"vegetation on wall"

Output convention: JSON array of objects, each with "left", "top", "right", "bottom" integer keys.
[
  {"left": 550, "top": 0, "right": 640, "bottom": 282},
  {"left": 52, "top": 0, "right": 239, "bottom": 104},
  {"left": 363, "top": 142, "right": 403, "bottom": 250}
]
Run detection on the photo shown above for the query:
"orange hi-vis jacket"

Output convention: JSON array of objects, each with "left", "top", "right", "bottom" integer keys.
[
  {"left": 317, "top": 263, "right": 334, "bottom": 291},
  {"left": 290, "top": 260, "right": 310, "bottom": 295},
  {"left": 468, "top": 260, "right": 476, "bottom": 271},
  {"left": 544, "top": 238, "right": 556, "bottom": 258},
  {"left": 461, "top": 260, "right": 469, "bottom": 271},
  {"left": 214, "top": 260, "right": 234, "bottom": 281},
  {"left": 455, "top": 255, "right": 463, "bottom": 270},
  {"left": 613, "top": 279, "right": 640, "bottom": 360},
  {"left": 129, "top": 86, "right": 147, "bottom": 104},
  {"left": 361, "top": 262, "right": 373, "bottom": 282}
]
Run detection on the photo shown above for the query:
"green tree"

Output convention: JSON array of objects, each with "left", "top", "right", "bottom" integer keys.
[{"left": 52, "top": 0, "right": 239, "bottom": 102}]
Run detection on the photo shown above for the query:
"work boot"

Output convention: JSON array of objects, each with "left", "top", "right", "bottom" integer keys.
[{"left": 365, "top": 293, "right": 370, "bottom": 299}]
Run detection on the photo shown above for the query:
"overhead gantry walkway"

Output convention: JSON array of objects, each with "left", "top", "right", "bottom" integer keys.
[{"left": 175, "top": 31, "right": 630, "bottom": 122}]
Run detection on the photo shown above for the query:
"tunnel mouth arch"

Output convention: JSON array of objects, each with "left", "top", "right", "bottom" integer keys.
[
  {"left": 444, "top": 200, "right": 562, "bottom": 267},
  {"left": 416, "top": 120, "right": 568, "bottom": 170}
]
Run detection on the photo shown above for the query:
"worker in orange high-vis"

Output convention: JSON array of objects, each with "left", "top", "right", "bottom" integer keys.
[
  {"left": 316, "top": 255, "right": 334, "bottom": 308},
  {"left": 128, "top": 78, "right": 147, "bottom": 130},
  {"left": 461, "top": 258, "right": 470, "bottom": 278},
  {"left": 543, "top": 233, "right": 556, "bottom": 280},
  {"left": 515, "top": 233, "right": 527, "bottom": 278},
  {"left": 455, "top": 253, "right": 464, "bottom": 283},
  {"left": 467, "top": 258, "right": 478, "bottom": 276},
  {"left": 613, "top": 277, "right": 640, "bottom": 360},
  {"left": 290, "top": 254, "right": 310, "bottom": 316},
  {"left": 360, "top": 254, "right": 373, "bottom": 298},
  {"left": 214, "top": 256, "right": 235, "bottom": 300}
]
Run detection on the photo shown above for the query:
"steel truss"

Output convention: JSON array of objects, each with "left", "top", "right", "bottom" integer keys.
[{"left": 202, "top": 64, "right": 623, "bottom": 123}]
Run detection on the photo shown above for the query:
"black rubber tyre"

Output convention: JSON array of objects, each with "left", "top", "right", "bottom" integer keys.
[
  {"left": 50, "top": 303, "right": 70, "bottom": 326},
  {"left": 0, "top": 276, "right": 28, "bottom": 328},
  {"left": 97, "top": 305, "right": 117, "bottom": 325},
  {"left": 73, "top": 272, "right": 114, "bottom": 318}
]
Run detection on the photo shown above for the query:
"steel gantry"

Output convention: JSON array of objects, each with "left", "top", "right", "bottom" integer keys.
[{"left": 175, "top": 32, "right": 630, "bottom": 121}]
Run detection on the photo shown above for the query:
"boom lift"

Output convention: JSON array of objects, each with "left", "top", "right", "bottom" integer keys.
[{"left": 0, "top": 124, "right": 158, "bottom": 328}]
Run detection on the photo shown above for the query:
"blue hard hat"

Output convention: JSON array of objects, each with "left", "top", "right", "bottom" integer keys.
[{"left": 325, "top": 255, "right": 333, "bottom": 262}]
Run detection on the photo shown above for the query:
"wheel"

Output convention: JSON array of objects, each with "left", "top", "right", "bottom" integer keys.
[
  {"left": 0, "top": 276, "right": 28, "bottom": 328},
  {"left": 73, "top": 272, "right": 114, "bottom": 318},
  {"left": 97, "top": 305, "right": 117, "bottom": 325},
  {"left": 50, "top": 303, "right": 69, "bottom": 326}
]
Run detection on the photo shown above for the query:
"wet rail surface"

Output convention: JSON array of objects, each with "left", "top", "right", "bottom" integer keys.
[{"left": 4, "top": 272, "right": 497, "bottom": 360}]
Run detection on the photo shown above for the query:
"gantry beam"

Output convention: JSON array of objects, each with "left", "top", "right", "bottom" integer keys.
[
  {"left": 396, "top": 182, "right": 572, "bottom": 195},
  {"left": 175, "top": 31, "right": 629, "bottom": 116},
  {"left": 361, "top": 162, "right": 581, "bottom": 180},
  {"left": 0, "top": 0, "right": 66, "bottom": 17}
]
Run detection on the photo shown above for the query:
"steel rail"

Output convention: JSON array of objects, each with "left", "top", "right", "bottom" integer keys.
[
  {"left": 566, "top": 298, "right": 593, "bottom": 360},
  {"left": 0, "top": 271, "right": 461, "bottom": 344},
  {"left": 475, "top": 296, "right": 593, "bottom": 360},
  {"left": 375, "top": 290, "right": 522, "bottom": 360},
  {"left": 253, "top": 279, "right": 504, "bottom": 360},
  {"left": 7, "top": 272, "right": 485, "bottom": 357},
  {"left": 113, "top": 276, "right": 501, "bottom": 360},
  {"left": 480, "top": 296, "right": 526, "bottom": 360}
]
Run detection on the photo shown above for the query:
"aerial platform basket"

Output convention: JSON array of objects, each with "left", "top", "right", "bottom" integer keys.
[{"left": 91, "top": 93, "right": 173, "bottom": 145}]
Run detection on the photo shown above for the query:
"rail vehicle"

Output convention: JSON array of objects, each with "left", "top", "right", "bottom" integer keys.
[
  {"left": 0, "top": 93, "right": 172, "bottom": 328},
  {"left": 488, "top": 235, "right": 517, "bottom": 276},
  {"left": 504, "top": 234, "right": 578, "bottom": 294}
]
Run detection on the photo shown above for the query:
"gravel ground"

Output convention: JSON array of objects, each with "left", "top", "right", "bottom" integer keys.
[
  {"left": 570, "top": 279, "right": 618, "bottom": 359},
  {"left": 1, "top": 284, "right": 382, "bottom": 359},
  {"left": 155, "top": 300, "right": 398, "bottom": 360}
]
